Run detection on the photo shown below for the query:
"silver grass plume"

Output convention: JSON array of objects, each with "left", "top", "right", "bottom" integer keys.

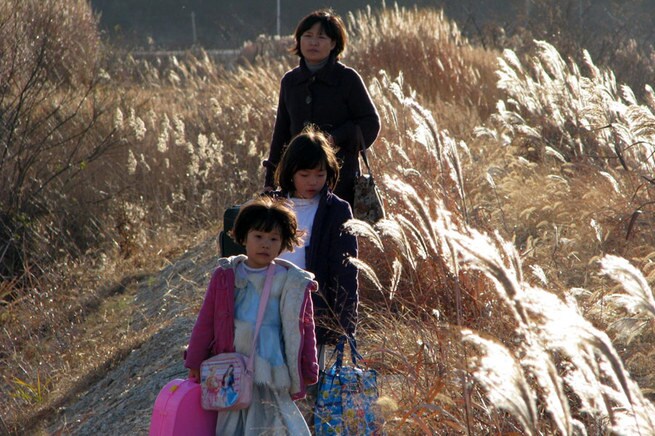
[
  {"left": 343, "top": 218, "right": 385, "bottom": 252},
  {"left": 383, "top": 177, "right": 441, "bottom": 256},
  {"left": 462, "top": 330, "right": 538, "bottom": 435},
  {"left": 435, "top": 204, "right": 655, "bottom": 433},
  {"left": 348, "top": 257, "right": 383, "bottom": 292},
  {"left": 435, "top": 209, "right": 572, "bottom": 435},
  {"left": 599, "top": 255, "right": 655, "bottom": 344}
]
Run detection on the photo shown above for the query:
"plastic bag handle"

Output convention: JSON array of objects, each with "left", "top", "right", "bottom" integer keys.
[{"left": 334, "top": 335, "right": 363, "bottom": 368}]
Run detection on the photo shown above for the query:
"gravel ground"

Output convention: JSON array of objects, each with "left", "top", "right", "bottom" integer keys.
[{"left": 45, "top": 236, "right": 221, "bottom": 435}]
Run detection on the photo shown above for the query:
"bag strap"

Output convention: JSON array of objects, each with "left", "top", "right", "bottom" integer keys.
[
  {"left": 247, "top": 263, "right": 276, "bottom": 372},
  {"left": 334, "top": 334, "right": 363, "bottom": 369},
  {"left": 356, "top": 125, "right": 375, "bottom": 178}
]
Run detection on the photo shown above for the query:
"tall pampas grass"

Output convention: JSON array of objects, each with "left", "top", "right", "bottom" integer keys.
[
  {"left": 483, "top": 40, "right": 655, "bottom": 178},
  {"left": 600, "top": 255, "right": 655, "bottom": 345},
  {"left": 354, "top": 185, "right": 655, "bottom": 432},
  {"left": 448, "top": 221, "right": 655, "bottom": 433},
  {"left": 462, "top": 331, "right": 538, "bottom": 434},
  {"left": 347, "top": 33, "right": 655, "bottom": 433}
]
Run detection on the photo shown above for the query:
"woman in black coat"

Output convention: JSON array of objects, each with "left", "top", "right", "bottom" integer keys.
[{"left": 263, "top": 9, "right": 380, "bottom": 206}]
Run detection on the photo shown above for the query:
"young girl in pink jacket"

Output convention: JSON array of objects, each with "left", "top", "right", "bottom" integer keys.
[{"left": 185, "top": 197, "right": 319, "bottom": 435}]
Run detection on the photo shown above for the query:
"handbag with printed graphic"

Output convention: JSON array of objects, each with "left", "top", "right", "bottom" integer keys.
[{"left": 314, "top": 337, "right": 384, "bottom": 435}]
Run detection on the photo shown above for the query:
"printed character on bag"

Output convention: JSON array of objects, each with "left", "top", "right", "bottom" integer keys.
[
  {"left": 203, "top": 366, "right": 221, "bottom": 405},
  {"left": 201, "top": 360, "right": 243, "bottom": 408},
  {"left": 219, "top": 364, "right": 238, "bottom": 406}
]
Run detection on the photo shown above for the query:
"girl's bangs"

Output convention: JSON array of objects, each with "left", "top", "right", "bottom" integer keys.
[
  {"left": 295, "top": 146, "right": 326, "bottom": 171},
  {"left": 250, "top": 212, "right": 282, "bottom": 234}
]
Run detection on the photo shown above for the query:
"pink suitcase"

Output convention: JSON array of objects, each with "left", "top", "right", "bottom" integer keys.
[{"left": 149, "top": 378, "right": 217, "bottom": 436}]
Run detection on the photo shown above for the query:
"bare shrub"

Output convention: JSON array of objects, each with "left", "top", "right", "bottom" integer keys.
[
  {"left": 0, "top": 0, "right": 118, "bottom": 283},
  {"left": 0, "top": 0, "right": 101, "bottom": 86},
  {"left": 0, "top": 2, "right": 125, "bottom": 430}
]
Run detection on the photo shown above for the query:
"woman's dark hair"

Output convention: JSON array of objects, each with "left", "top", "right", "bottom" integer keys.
[
  {"left": 274, "top": 125, "right": 340, "bottom": 193},
  {"left": 232, "top": 196, "right": 301, "bottom": 254},
  {"left": 290, "top": 9, "right": 347, "bottom": 60}
]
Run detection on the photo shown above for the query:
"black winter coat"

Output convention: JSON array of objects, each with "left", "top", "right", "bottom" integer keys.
[
  {"left": 264, "top": 55, "right": 380, "bottom": 206},
  {"left": 272, "top": 188, "right": 358, "bottom": 345}
]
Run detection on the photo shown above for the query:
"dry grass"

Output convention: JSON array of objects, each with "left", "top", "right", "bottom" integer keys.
[
  {"left": 346, "top": 5, "right": 501, "bottom": 121},
  {"left": 344, "top": 9, "right": 655, "bottom": 432},
  {"left": 0, "top": 225, "right": 207, "bottom": 432},
  {"left": 2, "top": 3, "right": 655, "bottom": 435}
]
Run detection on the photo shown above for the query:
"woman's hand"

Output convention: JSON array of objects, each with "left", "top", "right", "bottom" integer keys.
[{"left": 188, "top": 368, "right": 200, "bottom": 382}]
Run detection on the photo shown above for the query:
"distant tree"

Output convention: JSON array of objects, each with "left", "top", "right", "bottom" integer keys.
[{"left": 0, "top": 0, "right": 118, "bottom": 284}]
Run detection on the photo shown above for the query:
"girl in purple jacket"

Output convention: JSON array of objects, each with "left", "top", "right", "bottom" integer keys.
[
  {"left": 263, "top": 9, "right": 380, "bottom": 206},
  {"left": 185, "top": 197, "right": 319, "bottom": 435},
  {"left": 273, "top": 126, "right": 359, "bottom": 367}
]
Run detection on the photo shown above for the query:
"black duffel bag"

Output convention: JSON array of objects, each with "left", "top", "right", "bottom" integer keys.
[{"left": 219, "top": 205, "right": 246, "bottom": 257}]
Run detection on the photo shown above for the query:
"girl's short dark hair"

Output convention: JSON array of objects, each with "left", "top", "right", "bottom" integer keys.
[
  {"left": 290, "top": 9, "right": 347, "bottom": 60},
  {"left": 274, "top": 125, "right": 340, "bottom": 193},
  {"left": 232, "top": 197, "right": 301, "bottom": 254}
]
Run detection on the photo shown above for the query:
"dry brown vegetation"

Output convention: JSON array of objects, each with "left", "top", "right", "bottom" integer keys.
[{"left": 2, "top": 2, "right": 655, "bottom": 435}]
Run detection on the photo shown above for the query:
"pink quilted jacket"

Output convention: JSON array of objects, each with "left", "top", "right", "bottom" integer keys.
[{"left": 184, "top": 258, "right": 319, "bottom": 400}]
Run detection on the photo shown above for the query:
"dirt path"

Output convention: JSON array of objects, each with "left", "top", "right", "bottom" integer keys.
[{"left": 44, "top": 236, "right": 220, "bottom": 435}]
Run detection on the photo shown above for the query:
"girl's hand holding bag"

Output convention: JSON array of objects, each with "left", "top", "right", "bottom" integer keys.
[
  {"left": 314, "top": 336, "right": 385, "bottom": 435},
  {"left": 199, "top": 263, "right": 276, "bottom": 411}
]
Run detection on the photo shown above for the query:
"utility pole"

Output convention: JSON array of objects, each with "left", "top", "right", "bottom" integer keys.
[
  {"left": 191, "top": 11, "right": 197, "bottom": 45},
  {"left": 276, "top": 0, "right": 281, "bottom": 36},
  {"left": 525, "top": 0, "right": 531, "bottom": 20}
]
